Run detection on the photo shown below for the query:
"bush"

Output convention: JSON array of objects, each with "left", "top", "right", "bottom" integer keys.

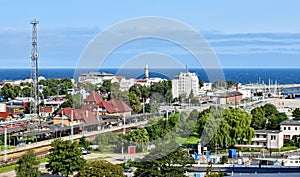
[{"left": 220, "top": 156, "right": 228, "bottom": 164}]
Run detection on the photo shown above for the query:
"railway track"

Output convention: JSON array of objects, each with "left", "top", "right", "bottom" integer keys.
[{"left": 0, "top": 120, "right": 148, "bottom": 164}]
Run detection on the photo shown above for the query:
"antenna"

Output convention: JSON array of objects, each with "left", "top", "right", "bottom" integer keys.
[{"left": 30, "top": 19, "right": 39, "bottom": 117}]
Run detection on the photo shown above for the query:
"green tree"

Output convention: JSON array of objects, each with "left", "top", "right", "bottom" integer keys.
[
  {"left": 226, "top": 80, "right": 237, "bottom": 89},
  {"left": 199, "top": 80, "right": 204, "bottom": 88},
  {"left": 93, "top": 132, "right": 120, "bottom": 152},
  {"left": 21, "top": 87, "right": 31, "bottom": 97},
  {"left": 135, "top": 141, "right": 195, "bottom": 177},
  {"left": 212, "top": 80, "right": 227, "bottom": 90},
  {"left": 128, "top": 92, "right": 141, "bottom": 113},
  {"left": 47, "top": 139, "right": 86, "bottom": 177},
  {"left": 129, "top": 85, "right": 142, "bottom": 98},
  {"left": 124, "top": 128, "right": 149, "bottom": 152},
  {"left": 199, "top": 109, "right": 254, "bottom": 149},
  {"left": 250, "top": 107, "right": 266, "bottom": 130},
  {"left": 262, "top": 104, "right": 288, "bottom": 129},
  {"left": 75, "top": 160, "right": 123, "bottom": 177},
  {"left": 79, "top": 136, "right": 90, "bottom": 150},
  {"left": 15, "top": 150, "right": 40, "bottom": 177},
  {"left": 292, "top": 108, "right": 300, "bottom": 120},
  {"left": 99, "top": 80, "right": 112, "bottom": 94},
  {"left": 1, "top": 83, "right": 16, "bottom": 99}
]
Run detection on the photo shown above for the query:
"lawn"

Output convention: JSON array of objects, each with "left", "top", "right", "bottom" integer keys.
[
  {"left": 0, "top": 163, "right": 17, "bottom": 174},
  {"left": 176, "top": 136, "right": 200, "bottom": 145},
  {"left": 0, "top": 158, "right": 48, "bottom": 174}
]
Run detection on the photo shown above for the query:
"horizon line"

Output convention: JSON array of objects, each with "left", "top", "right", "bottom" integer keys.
[{"left": 0, "top": 67, "right": 300, "bottom": 69}]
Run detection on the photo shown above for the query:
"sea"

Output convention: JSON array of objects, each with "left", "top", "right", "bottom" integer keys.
[{"left": 0, "top": 68, "right": 300, "bottom": 85}]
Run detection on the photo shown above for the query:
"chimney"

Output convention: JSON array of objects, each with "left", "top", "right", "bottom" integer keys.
[
  {"left": 85, "top": 110, "right": 88, "bottom": 117},
  {"left": 236, "top": 83, "right": 239, "bottom": 92}
]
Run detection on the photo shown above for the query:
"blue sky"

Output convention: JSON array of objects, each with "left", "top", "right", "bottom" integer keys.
[{"left": 1, "top": 0, "right": 300, "bottom": 68}]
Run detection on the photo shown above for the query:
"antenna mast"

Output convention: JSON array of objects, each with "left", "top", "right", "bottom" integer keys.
[{"left": 30, "top": 19, "right": 39, "bottom": 116}]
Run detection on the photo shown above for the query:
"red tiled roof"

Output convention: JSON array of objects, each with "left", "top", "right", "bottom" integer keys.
[
  {"left": 56, "top": 107, "right": 97, "bottom": 123},
  {"left": 81, "top": 104, "right": 97, "bottom": 112},
  {"left": 78, "top": 109, "right": 97, "bottom": 124},
  {"left": 0, "top": 112, "right": 10, "bottom": 119},
  {"left": 136, "top": 79, "right": 147, "bottom": 83},
  {"left": 99, "top": 100, "right": 132, "bottom": 114},
  {"left": 84, "top": 91, "right": 103, "bottom": 104},
  {"left": 39, "top": 106, "right": 53, "bottom": 113},
  {"left": 57, "top": 108, "right": 80, "bottom": 120}
]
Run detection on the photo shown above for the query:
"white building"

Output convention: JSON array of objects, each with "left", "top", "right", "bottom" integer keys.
[
  {"left": 251, "top": 130, "right": 283, "bottom": 149},
  {"left": 280, "top": 120, "right": 300, "bottom": 140},
  {"left": 120, "top": 78, "right": 135, "bottom": 91},
  {"left": 239, "top": 89, "right": 252, "bottom": 99},
  {"left": 172, "top": 67, "right": 199, "bottom": 99},
  {"left": 78, "top": 72, "right": 116, "bottom": 85}
]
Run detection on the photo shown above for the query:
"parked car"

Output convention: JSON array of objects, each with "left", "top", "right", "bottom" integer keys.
[
  {"left": 123, "top": 167, "right": 133, "bottom": 173},
  {"left": 80, "top": 147, "right": 91, "bottom": 155}
]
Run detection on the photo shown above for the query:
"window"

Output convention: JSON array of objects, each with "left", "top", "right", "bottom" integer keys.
[
  {"left": 263, "top": 135, "right": 267, "bottom": 138},
  {"left": 296, "top": 127, "right": 298, "bottom": 131},
  {"left": 288, "top": 127, "right": 291, "bottom": 130},
  {"left": 284, "top": 127, "right": 286, "bottom": 130},
  {"left": 271, "top": 135, "right": 276, "bottom": 140}
]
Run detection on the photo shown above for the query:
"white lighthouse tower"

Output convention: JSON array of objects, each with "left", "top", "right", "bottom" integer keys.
[{"left": 145, "top": 64, "right": 149, "bottom": 80}]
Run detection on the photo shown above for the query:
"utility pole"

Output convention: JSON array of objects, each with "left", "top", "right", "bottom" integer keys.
[
  {"left": 123, "top": 115, "right": 126, "bottom": 134},
  {"left": 4, "top": 128, "right": 7, "bottom": 163},
  {"left": 71, "top": 109, "right": 74, "bottom": 143}
]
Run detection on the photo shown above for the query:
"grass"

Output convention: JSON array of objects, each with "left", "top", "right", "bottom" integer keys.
[
  {"left": 0, "top": 145, "right": 16, "bottom": 151},
  {"left": 87, "top": 156, "right": 112, "bottom": 161},
  {"left": 272, "top": 145, "right": 298, "bottom": 152},
  {"left": 0, "top": 163, "right": 17, "bottom": 174},
  {"left": 176, "top": 135, "right": 200, "bottom": 145},
  {"left": 0, "top": 157, "right": 48, "bottom": 174}
]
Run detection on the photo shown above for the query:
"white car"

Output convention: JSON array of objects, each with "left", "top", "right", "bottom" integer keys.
[{"left": 80, "top": 147, "right": 91, "bottom": 155}]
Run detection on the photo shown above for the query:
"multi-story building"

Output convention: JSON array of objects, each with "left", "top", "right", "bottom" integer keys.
[
  {"left": 251, "top": 130, "right": 283, "bottom": 149},
  {"left": 172, "top": 66, "right": 199, "bottom": 99},
  {"left": 280, "top": 120, "right": 300, "bottom": 140}
]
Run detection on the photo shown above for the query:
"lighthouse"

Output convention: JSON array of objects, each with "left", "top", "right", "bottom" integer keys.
[{"left": 145, "top": 64, "right": 149, "bottom": 80}]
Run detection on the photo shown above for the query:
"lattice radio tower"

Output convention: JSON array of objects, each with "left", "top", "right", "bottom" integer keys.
[{"left": 30, "top": 19, "right": 39, "bottom": 116}]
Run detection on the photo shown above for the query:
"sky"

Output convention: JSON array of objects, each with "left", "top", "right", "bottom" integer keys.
[{"left": 1, "top": 0, "right": 300, "bottom": 68}]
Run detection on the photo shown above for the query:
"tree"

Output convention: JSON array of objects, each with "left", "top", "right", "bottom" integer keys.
[
  {"left": 129, "top": 85, "right": 141, "bottom": 98},
  {"left": 93, "top": 132, "right": 120, "bottom": 152},
  {"left": 75, "top": 160, "right": 123, "bottom": 177},
  {"left": 262, "top": 104, "right": 288, "bottom": 130},
  {"left": 15, "top": 150, "right": 40, "bottom": 177},
  {"left": 199, "top": 80, "right": 204, "bottom": 88},
  {"left": 292, "top": 108, "right": 300, "bottom": 120},
  {"left": 226, "top": 80, "right": 237, "bottom": 89},
  {"left": 199, "top": 109, "right": 254, "bottom": 149},
  {"left": 47, "top": 139, "right": 86, "bottom": 177},
  {"left": 135, "top": 141, "right": 195, "bottom": 177},
  {"left": 78, "top": 136, "right": 90, "bottom": 150},
  {"left": 212, "top": 80, "right": 227, "bottom": 90},
  {"left": 99, "top": 80, "right": 112, "bottom": 94},
  {"left": 21, "top": 87, "right": 31, "bottom": 97},
  {"left": 251, "top": 107, "right": 266, "bottom": 130},
  {"left": 1, "top": 83, "right": 16, "bottom": 99},
  {"left": 128, "top": 92, "right": 141, "bottom": 113},
  {"left": 124, "top": 128, "right": 149, "bottom": 152}
]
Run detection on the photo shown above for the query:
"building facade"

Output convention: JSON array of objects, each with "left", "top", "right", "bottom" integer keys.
[
  {"left": 280, "top": 120, "right": 300, "bottom": 141},
  {"left": 172, "top": 69, "right": 199, "bottom": 99}
]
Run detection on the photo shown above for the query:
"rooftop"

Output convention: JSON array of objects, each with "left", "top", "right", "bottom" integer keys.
[{"left": 280, "top": 120, "right": 300, "bottom": 125}]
